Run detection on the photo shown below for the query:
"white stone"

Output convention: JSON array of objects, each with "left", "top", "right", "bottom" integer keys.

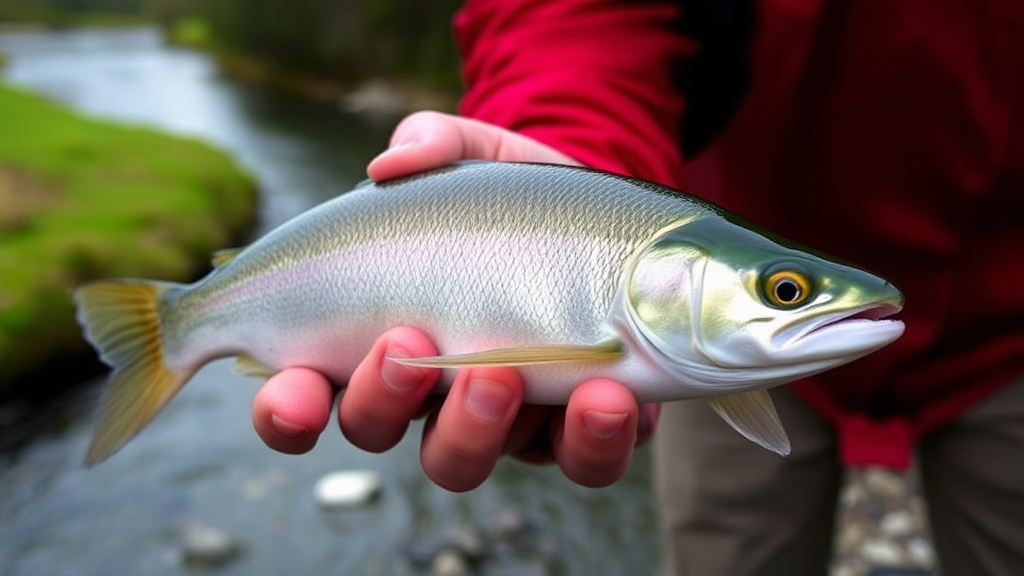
[
  {"left": 181, "top": 521, "right": 238, "bottom": 566},
  {"left": 880, "top": 511, "right": 915, "bottom": 538},
  {"left": 314, "top": 470, "right": 382, "bottom": 507},
  {"left": 906, "top": 536, "right": 936, "bottom": 567},
  {"left": 430, "top": 549, "right": 472, "bottom": 576},
  {"left": 859, "top": 538, "right": 904, "bottom": 565}
]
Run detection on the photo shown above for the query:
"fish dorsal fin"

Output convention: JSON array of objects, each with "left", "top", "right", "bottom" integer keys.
[
  {"left": 234, "top": 355, "right": 277, "bottom": 378},
  {"left": 392, "top": 340, "right": 624, "bottom": 368},
  {"left": 211, "top": 247, "right": 245, "bottom": 268},
  {"left": 706, "top": 390, "right": 791, "bottom": 456}
]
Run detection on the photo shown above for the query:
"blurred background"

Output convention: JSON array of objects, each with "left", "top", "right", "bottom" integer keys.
[{"left": 0, "top": 2, "right": 934, "bottom": 575}]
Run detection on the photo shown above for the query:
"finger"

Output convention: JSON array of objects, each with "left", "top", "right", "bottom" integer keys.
[
  {"left": 636, "top": 403, "right": 662, "bottom": 447},
  {"left": 420, "top": 366, "right": 524, "bottom": 492},
  {"left": 553, "top": 379, "right": 640, "bottom": 488},
  {"left": 252, "top": 367, "right": 333, "bottom": 454},
  {"left": 338, "top": 327, "right": 440, "bottom": 453},
  {"left": 366, "top": 111, "right": 580, "bottom": 181}
]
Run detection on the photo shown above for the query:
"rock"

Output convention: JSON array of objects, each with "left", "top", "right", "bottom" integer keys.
[
  {"left": 314, "top": 470, "right": 381, "bottom": 507},
  {"left": 837, "top": 521, "right": 867, "bottom": 555},
  {"left": 430, "top": 549, "right": 473, "bottom": 576},
  {"left": 860, "top": 538, "right": 904, "bottom": 566},
  {"left": 180, "top": 521, "right": 239, "bottom": 567},
  {"left": 880, "top": 511, "right": 915, "bottom": 538},
  {"left": 489, "top": 507, "right": 530, "bottom": 538},
  {"left": 906, "top": 537, "right": 935, "bottom": 567},
  {"left": 448, "top": 529, "right": 487, "bottom": 561},
  {"left": 863, "top": 468, "right": 907, "bottom": 499}
]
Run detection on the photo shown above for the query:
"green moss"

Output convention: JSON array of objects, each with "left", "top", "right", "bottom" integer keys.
[
  {"left": 169, "top": 16, "right": 212, "bottom": 49},
  {"left": 0, "top": 82, "right": 258, "bottom": 394}
]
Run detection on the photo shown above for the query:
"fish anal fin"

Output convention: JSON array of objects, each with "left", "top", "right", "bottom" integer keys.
[
  {"left": 234, "top": 355, "right": 278, "bottom": 378},
  {"left": 74, "top": 280, "right": 190, "bottom": 466},
  {"left": 211, "top": 247, "right": 244, "bottom": 268},
  {"left": 392, "top": 340, "right": 624, "bottom": 368},
  {"left": 706, "top": 389, "right": 791, "bottom": 456}
]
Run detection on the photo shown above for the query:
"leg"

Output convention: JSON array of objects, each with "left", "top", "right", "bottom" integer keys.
[
  {"left": 918, "top": 373, "right": 1024, "bottom": 576},
  {"left": 654, "top": 388, "right": 842, "bottom": 576}
]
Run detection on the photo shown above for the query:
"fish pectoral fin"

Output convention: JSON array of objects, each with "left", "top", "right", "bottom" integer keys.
[
  {"left": 392, "top": 340, "right": 625, "bottom": 368},
  {"left": 706, "top": 389, "right": 792, "bottom": 456},
  {"left": 234, "top": 355, "right": 278, "bottom": 378},
  {"left": 211, "top": 247, "right": 245, "bottom": 268}
]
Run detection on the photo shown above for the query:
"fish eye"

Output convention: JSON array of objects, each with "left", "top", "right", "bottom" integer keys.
[{"left": 762, "top": 270, "right": 813, "bottom": 308}]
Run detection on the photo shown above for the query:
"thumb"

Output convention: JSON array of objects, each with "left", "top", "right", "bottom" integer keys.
[{"left": 367, "top": 111, "right": 579, "bottom": 181}]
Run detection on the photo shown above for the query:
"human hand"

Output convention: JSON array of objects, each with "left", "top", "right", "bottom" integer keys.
[{"left": 251, "top": 112, "right": 660, "bottom": 491}]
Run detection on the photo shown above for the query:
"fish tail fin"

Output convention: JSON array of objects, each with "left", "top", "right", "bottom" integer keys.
[{"left": 74, "top": 280, "right": 189, "bottom": 466}]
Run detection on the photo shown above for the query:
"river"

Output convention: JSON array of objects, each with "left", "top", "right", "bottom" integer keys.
[{"left": 0, "top": 28, "right": 658, "bottom": 576}]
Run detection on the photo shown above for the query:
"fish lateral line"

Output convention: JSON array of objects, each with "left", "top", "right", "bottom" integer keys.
[{"left": 391, "top": 340, "right": 626, "bottom": 368}]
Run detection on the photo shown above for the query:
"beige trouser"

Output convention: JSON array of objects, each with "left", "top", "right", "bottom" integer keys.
[{"left": 654, "top": 374, "right": 1024, "bottom": 576}]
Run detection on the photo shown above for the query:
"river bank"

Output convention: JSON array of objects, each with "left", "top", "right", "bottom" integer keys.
[
  {"left": 166, "top": 17, "right": 458, "bottom": 113},
  {"left": 0, "top": 81, "right": 258, "bottom": 397}
]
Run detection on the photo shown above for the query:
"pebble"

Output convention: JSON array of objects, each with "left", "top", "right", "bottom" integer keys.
[
  {"left": 313, "top": 470, "right": 381, "bottom": 507},
  {"left": 859, "top": 538, "right": 904, "bottom": 566},
  {"left": 863, "top": 468, "right": 907, "bottom": 499},
  {"left": 905, "top": 537, "right": 935, "bottom": 567},
  {"left": 880, "top": 511, "right": 915, "bottom": 538},
  {"left": 489, "top": 507, "right": 530, "bottom": 537},
  {"left": 430, "top": 549, "right": 473, "bottom": 576},
  {"left": 448, "top": 529, "right": 488, "bottom": 560},
  {"left": 180, "top": 521, "right": 239, "bottom": 567}
]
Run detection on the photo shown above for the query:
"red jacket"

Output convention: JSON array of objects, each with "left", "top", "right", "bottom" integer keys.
[{"left": 454, "top": 0, "right": 1024, "bottom": 468}]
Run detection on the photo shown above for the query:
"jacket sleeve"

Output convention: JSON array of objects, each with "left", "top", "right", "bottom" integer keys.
[{"left": 454, "top": 0, "right": 694, "bottom": 189}]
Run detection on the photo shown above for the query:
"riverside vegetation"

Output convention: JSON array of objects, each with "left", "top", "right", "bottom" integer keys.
[{"left": 0, "top": 81, "right": 257, "bottom": 396}]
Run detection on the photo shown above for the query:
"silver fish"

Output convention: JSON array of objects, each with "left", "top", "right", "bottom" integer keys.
[{"left": 74, "top": 162, "right": 904, "bottom": 465}]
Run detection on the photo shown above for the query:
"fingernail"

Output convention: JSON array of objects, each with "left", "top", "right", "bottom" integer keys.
[
  {"left": 582, "top": 410, "right": 628, "bottom": 440},
  {"left": 271, "top": 414, "right": 309, "bottom": 438},
  {"left": 382, "top": 346, "right": 428, "bottom": 394},
  {"left": 465, "top": 377, "right": 514, "bottom": 423}
]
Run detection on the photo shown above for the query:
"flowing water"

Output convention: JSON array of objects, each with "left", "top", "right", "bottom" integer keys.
[{"left": 0, "top": 27, "right": 657, "bottom": 576}]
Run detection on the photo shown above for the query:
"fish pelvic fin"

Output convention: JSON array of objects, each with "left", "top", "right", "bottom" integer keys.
[
  {"left": 706, "top": 389, "right": 792, "bottom": 456},
  {"left": 234, "top": 354, "right": 277, "bottom": 378},
  {"left": 392, "top": 340, "right": 625, "bottom": 368},
  {"left": 74, "top": 280, "right": 189, "bottom": 466}
]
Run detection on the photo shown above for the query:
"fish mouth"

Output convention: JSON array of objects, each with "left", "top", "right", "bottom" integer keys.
[{"left": 775, "top": 301, "right": 905, "bottom": 355}]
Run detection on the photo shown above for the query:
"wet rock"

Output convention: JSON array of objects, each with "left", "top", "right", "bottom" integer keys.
[
  {"left": 448, "top": 529, "right": 488, "bottom": 561},
  {"left": 430, "top": 549, "right": 474, "bottom": 576},
  {"left": 488, "top": 507, "right": 530, "bottom": 538},
  {"left": 180, "top": 521, "right": 239, "bottom": 568},
  {"left": 314, "top": 470, "right": 381, "bottom": 507}
]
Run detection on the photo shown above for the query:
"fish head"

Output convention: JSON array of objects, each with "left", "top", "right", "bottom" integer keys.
[{"left": 622, "top": 215, "right": 905, "bottom": 393}]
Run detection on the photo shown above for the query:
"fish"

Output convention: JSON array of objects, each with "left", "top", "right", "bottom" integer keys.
[{"left": 74, "top": 161, "right": 905, "bottom": 465}]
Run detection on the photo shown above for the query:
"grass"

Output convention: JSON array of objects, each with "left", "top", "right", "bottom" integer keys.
[{"left": 0, "top": 82, "right": 257, "bottom": 394}]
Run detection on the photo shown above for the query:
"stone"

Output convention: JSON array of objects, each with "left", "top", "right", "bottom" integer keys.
[
  {"left": 180, "top": 521, "right": 239, "bottom": 567},
  {"left": 859, "top": 538, "right": 904, "bottom": 566},
  {"left": 863, "top": 468, "right": 907, "bottom": 499},
  {"left": 880, "top": 511, "right": 915, "bottom": 538},
  {"left": 906, "top": 537, "right": 935, "bottom": 567},
  {"left": 314, "top": 470, "right": 381, "bottom": 507},
  {"left": 430, "top": 549, "right": 473, "bottom": 576}
]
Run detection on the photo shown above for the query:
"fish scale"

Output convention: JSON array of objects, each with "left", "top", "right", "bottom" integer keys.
[{"left": 74, "top": 161, "right": 904, "bottom": 465}]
